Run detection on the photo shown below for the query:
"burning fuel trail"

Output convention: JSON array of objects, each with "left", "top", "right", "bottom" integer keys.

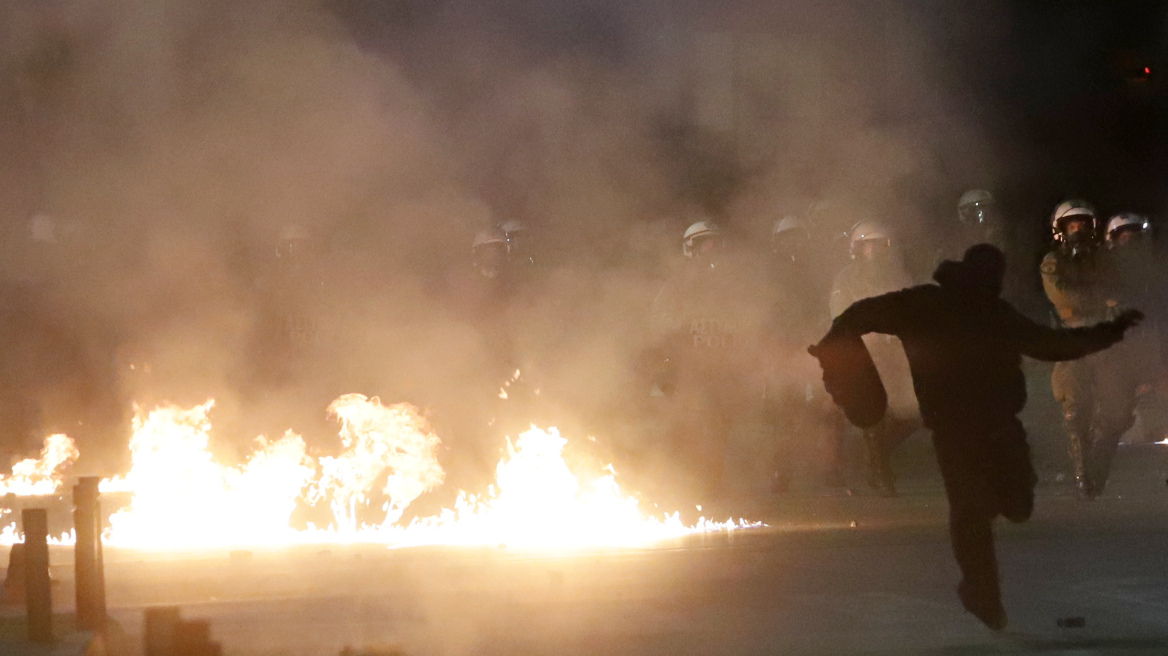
[{"left": 0, "top": 396, "right": 759, "bottom": 549}]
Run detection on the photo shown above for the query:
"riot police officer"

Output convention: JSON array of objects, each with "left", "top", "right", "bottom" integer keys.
[
  {"left": 472, "top": 226, "right": 509, "bottom": 282},
  {"left": 765, "top": 216, "right": 843, "bottom": 491},
  {"left": 956, "top": 189, "right": 1005, "bottom": 249},
  {"left": 1095, "top": 212, "right": 1165, "bottom": 468},
  {"left": 498, "top": 218, "right": 537, "bottom": 279},
  {"left": 467, "top": 224, "right": 543, "bottom": 429},
  {"left": 1042, "top": 200, "right": 1138, "bottom": 499},
  {"left": 1103, "top": 213, "right": 1155, "bottom": 310},
  {"left": 650, "top": 220, "right": 768, "bottom": 500},
  {"left": 830, "top": 220, "right": 918, "bottom": 495}
]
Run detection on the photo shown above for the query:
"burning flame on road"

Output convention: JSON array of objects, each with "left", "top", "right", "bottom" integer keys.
[
  {"left": 99, "top": 401, "right": 317, "bottom": 548},
  {"left": 378, "top": 425, "right": 734, "bottom": 548},
  {"left": 312, "top": 394, "right": 446, "bottom": 532},
  {"left": 0, "top": 434, "right": 79, "bottom": 497},
  {"left": 0, "top": 396, "right": 757, "bottom": 549}
]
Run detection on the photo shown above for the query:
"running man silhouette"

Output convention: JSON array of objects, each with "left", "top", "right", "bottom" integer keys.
[{"left": 811, "top": 244, "right": 1142, "bottom": 629}]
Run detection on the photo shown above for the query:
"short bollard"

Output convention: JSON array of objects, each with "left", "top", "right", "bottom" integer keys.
[
  {"left": 22, "top": 508, "right": 52, "bottom": 643},
  {"left": 3, "top": 542, "right": 26, "bottom": 604},
  {"left": 144, "top": 606, "right": 181, "bottom": 656},
  {"left": 145, "top": 606, "right": 222, "bottom": 656},
  {"left": 74, "top": 476, "right": 107, "bottom": 632}
]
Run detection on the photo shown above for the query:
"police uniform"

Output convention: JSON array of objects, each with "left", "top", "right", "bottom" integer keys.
[
  {"left": 650, "top": 255, "right": 768, "bottom": 497},
  {"left": 765, "top": 253, "right": 838, "bottom": 491},
  {"left": 1042, "top": 247, "right": 1140, "bottom": 492},
  {"left": 830, "top": 256, "right": 918, "bottom": 492},
  {"left": 1108, "top": 236, "right": 1168, "bottom": 444}
]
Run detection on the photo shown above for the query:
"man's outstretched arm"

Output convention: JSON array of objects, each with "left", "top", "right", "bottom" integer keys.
[{"left": 1009, "top": 306, "right": 1143, "bottom": 362}]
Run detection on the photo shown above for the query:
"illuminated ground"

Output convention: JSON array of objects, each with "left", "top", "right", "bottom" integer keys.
[{"left": 1, "top": 445, "right": 1163, "bottom": 656}]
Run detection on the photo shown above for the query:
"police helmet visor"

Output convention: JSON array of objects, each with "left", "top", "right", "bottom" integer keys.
[
  {"left": 959, "top": 201, "right": 997, "bottom": 227},
  {"left": 1060, "top": 216, "right": 1093, "bottom": 239},
  {"left": 1111, "top": 224, "right": 1147, "bottom": 245},
  {"left": 691, "top": 233, "right": 723, "bottom": 255},
  {"left": 856, "top": 238, "right": 891, "bottom": 259},
  {"left": 474, "top": 241, "right": 508, "bottom": 266},
  {"left": 772, "top": 230, "right": 808, "bottom": 254}
]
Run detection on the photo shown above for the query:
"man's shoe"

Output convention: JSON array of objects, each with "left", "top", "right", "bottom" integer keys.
[{"left": 958, "top": 581, "right": 1008, "bottom": 631}]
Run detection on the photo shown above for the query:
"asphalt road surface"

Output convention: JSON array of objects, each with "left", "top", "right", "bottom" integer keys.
[{"left": 3, "top": 444, "right": 1167, "bottom": 656}]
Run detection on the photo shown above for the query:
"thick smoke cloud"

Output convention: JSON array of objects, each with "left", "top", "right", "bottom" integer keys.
[{"left": 0, "top": 0, "right": 1011, "bottom": 488}]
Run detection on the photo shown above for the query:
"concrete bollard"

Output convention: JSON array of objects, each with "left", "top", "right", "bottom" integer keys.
[
  {"left": 144, "top": 606, "right": 181, "bottom": 656},
  {"left": 146, "top": 606, "right": 222, "bottom": 656},
  {"left": 3, "top": 542, "right": 26, "bottom": 605},
  {"left": 22, "top": 508, "right": 52, "bottom": 643},
  {"left": 74, "top": 476, "right": 107, "bottom": 632}
]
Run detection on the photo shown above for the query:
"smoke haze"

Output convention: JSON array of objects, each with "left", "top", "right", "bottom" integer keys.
[{"left": 0, "top": 0, "right": 1074, "bottom": 488}]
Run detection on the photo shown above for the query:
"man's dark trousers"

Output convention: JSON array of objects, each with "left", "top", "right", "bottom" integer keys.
[{"left": 932, "top": 416, "right": 1037, "bottom": 602}]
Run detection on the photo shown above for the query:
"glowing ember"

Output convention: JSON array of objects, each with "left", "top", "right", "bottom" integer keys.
[
  {"left": 0, "top": 397, "right": 760, "bottom": 549},
  {"left": 498, "top": 369, "right": 522, "bottom": 400},
  {"left": 0, "top": 434, "right": 80, "bottom": 496}
]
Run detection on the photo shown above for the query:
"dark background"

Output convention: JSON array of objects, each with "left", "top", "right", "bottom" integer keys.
[{"left": 330, "top": 0, "right": 1168, "bottom": 231}]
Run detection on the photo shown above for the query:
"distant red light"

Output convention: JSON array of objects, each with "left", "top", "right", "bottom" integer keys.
[{"left": 1145, "top": 67, "right": 1152, "bottom": 75}]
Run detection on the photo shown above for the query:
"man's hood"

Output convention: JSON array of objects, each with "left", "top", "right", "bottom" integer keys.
[{"left": 932, "top": 258, "right": 1002, "bottom": 300}]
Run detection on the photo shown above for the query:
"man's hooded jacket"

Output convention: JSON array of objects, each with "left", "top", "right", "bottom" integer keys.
[{"left": 813, "top": 246, "right": 1134, "bottom": 430}]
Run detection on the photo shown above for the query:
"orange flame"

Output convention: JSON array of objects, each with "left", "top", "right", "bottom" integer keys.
[
  {"left": 0, "top": 434, "right": 80, "bottom": 496},
  {"left": 0, "top": 396, "right": 759, "bottom": 549},
  {"left": 102, "top": 401, "right": 315, "bottom": 548},
  {"left": 382, "top": 425, "right": 743, "bottom": 548},
  {"left": 310, "top": 394, "right": 445, "bottom": 532}
]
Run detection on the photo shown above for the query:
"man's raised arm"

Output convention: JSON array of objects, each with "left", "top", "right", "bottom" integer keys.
[{"left": 1008, "top": 306, "right": 1143, "bottom": 362}]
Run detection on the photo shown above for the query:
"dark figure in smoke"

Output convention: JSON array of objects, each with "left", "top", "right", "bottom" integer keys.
[
  {"left": 464, "top": 225, "right": 536, "bottom": 420},
  {"left": 1101, "top": 213, "right": 1168, "bottom": 444},
  {"left": 955, "top": 190, "right": 1005, "bottom": 250},
  {"left": 764, "top": 216, "right": 843, "bottom": 492},
  {"left": 498, "top": 219, "right": 536, "bottom": 275},
  {"left": 651, "top": 220, "right": 767, "bottom": 499},
  {"left": 445, "top": 222, "right": 552, "bottom": 490},
  {"left": 1042, "top": 200, "right": 1143, "bottom": 499},
  {"left": 812, "top": 244, "right": 1142, "bottom": 629},
  {"left": 951, "top": 189, "right": 1039, "bottom": 317},
  {"left": 247, "top": 224, "right": 327, "bottom": 388},
  {"left": 928, "top": 190, "right": 1006, "bottom": 279},
  {"left": 829, "top": 220, "right": 918, "bottom": 496}
]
